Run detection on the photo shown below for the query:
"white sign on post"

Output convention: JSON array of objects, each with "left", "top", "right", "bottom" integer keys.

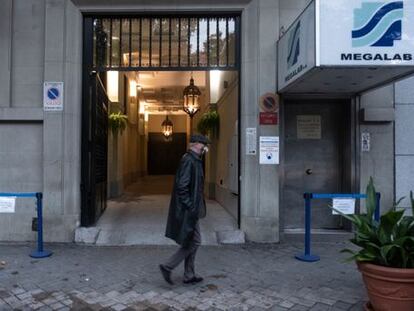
[
  {"left": 246, "top": 128, "right": 257, "bottom": 155},
  {"left": 43, "top": 82, "right": 64, "bottom": 111},
  {"left": 259, "top": 136, "right": 279, "bottom": 165},
  {"left": 0, "top": 197, "right": 16, "bottom": 213},
  {"left": 332, "top": 198, "right": 356, "bottom": 215}
]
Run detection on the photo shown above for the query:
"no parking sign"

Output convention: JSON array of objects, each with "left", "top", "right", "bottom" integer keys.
[{"left": 43, "top": 82, "right": 64, "bottom": 111}]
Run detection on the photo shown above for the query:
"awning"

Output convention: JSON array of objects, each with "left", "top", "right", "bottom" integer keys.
[{"left": 277, "top": 0, "right": 414, "bottom": 95}]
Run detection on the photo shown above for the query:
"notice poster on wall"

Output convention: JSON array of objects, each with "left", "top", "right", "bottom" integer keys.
[
  {"left": 43, "top": 82, "right": 64, "bottom": 112},
  {"left": 259, "top": 136, "right": 279, "bottom": 164},
  {"left": 361, "top": 132, "right": 370, "bottom": 152},
  {"left": 0, "top": 197, "right": 16, "bottom": 213},
  {"left": 332, "top": 198, "right": 355, "bottom": 215},
  {"left": 246, "top": 128, "right": 257, "bottom": 155},
  {"left": 297, "top": 115, "right": 321, "bottom": 139}
]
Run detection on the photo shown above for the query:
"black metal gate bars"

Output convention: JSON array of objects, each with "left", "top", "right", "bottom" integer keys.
[{"left": 92, "top": 14, "right": 240, "bottom": 71}]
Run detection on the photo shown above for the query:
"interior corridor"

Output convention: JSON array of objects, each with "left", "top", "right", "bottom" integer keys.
[{"left": 94, "top": 175, "right": 238, "bottom": 245}]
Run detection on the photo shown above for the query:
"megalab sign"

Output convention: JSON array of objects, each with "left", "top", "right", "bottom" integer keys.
[
  {"left": 277, "top": 0, "right": 414, "bottom": 92},
  {"left": 320, "top": 0, "right": 414, "bottom": 65}
]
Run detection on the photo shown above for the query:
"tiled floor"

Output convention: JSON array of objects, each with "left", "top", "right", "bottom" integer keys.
[{"left": 94, "top": 175, "right": 238, "bottom": 245}]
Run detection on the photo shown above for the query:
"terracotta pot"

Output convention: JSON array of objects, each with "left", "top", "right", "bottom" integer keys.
[{"left": 357, "top": 262, "right": 414, "bottom": 311}]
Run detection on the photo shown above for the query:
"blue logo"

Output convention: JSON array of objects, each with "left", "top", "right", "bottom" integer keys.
[
  {"left": 47, "top": 87, "right": 60, "bottom": 100},
  {"left": 287, "top": 21, "right": 300, "bottom": 68},
  {"left": 352, "top": 1, "right": 403, "bottom": 47}
]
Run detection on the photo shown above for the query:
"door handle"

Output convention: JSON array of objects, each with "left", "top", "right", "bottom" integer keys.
[{"left": 306, "top": 169, "right": 313, "bottom": 175}]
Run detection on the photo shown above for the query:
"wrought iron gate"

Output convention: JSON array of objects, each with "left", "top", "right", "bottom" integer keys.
[{"left": 81, "top": 71, "right": 109, "bottom": 226}]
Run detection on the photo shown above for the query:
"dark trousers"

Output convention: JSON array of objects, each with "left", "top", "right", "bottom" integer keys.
[{"left": 163, "top": 222, "right": 201, "bottom": 280}]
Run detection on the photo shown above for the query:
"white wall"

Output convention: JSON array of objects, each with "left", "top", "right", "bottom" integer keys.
[
  {"left": 359, "top": 86, "right": 395, "bottom": 212},
  {"left": 395, "top": 75, "right": 414, "bottom": 215},
  {"left": 212, "top": 71, "right": 239, "bottom": 219}
]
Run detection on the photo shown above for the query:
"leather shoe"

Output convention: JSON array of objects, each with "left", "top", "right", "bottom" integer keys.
[
  {"left": 183, "top": 276, "right": 203, "bottom": 284},
  {"left": 159, "top": 264, "right": 174, "bottom": 285}
]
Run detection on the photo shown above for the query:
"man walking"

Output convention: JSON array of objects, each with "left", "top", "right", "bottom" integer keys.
[{"left": 159, "top": 134, "right": 210, "bottom": 285}]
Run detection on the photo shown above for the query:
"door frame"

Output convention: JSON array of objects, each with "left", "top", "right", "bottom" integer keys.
[
  {"left": 279, "top": 96, "right": 357, "bottom": 232},
  {"left": 81, "top": 13, "right": 242, "bottom": 227}
]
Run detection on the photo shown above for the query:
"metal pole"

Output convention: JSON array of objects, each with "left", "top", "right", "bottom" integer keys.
[
  {"left": 37, "top": 192, "right": 43, "bottom": 252},
  {"left": 375, "top": 192, "right": 381, "bottom": 222},
  {"left": 304, "top": 193, "right": 311, "bottom": 256},
  {"left": 30, "top": 193, "right": 52, "bottom": 258},
  {"left": 295, "top": 193, "right": 320, "bottom": 262}
]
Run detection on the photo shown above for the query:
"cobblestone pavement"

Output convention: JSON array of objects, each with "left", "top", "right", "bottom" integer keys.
[{"left": 0, "top": 242, "right": 366, "bottom": 310}]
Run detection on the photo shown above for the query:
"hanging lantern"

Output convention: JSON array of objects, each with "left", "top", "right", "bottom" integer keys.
[
  {"left": 161, "top": 116, "right": 173, "bottom": 139},
  {"left": 183, "top": 75, "right": 201, "bottom": 118}
]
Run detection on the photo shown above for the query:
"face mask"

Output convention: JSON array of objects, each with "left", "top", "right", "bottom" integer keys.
[{"left": 202, "top": 146, "right": 209, "bottom": 155}]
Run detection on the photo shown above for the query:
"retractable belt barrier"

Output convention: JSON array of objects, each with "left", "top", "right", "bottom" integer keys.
[
  {"left": 0, "top": 192, "right": 52, "bottom": 258},
  {"left": 295, "top": 192, "right": 380, "bottom": 263}
]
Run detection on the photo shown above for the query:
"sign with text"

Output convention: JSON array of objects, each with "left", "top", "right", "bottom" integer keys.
[
  {"left": 0, "top": 197, "right": 16, "bottom": 213},
  {"left": 332, "top": 198, "right": 356, "bottom": 215},
  {"left": 43, "top": 82, "right": 64, "bottom": 111},
  {"left": 259, "top": 136, "right": 279, "bottom": 164},
  {"left": 361, "top": 132, "right": 371, "bottom": 152},
  {"left": 297, "top": 115, "right": 321, "bottom": 139},
  {"left": 246, "top": 128, "right": 257, "bottom": 155},
  {"left": 277, "top": 0, "right": 414, "bottom": 93},
  {"left": 260, "top": 112, "right": 278, "bottom": 125}
]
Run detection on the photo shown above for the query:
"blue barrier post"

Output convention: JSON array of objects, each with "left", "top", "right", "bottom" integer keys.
[
  {"left": 295, "top": 193, "right": 320, "bottom": 262},
  {"left": 375, "top": 193, "right": 381, "bottom": 222},
  {"left": 30, "top": 192, "right": 52, "bottom": 258},
  {"left": 295, "top": 192, "right": 380, "bottom": 262},
  {"left": 0, "top": 192, "right": 52, "bottom": 258}
]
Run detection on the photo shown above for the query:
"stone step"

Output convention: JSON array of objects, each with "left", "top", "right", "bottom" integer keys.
[
  {"left": 282, "top": 229, "right": 354, "bottom": 243},
  {"left": 216, "top": 230, "right": 246, "bottom": 244},
  {"left": 75, "top": 227, "right": 246, "bottom": 245}
]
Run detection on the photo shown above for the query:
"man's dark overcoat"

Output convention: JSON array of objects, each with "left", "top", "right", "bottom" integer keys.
[{"left": 165, "top": 150, "right": 206, "bottom": 246}]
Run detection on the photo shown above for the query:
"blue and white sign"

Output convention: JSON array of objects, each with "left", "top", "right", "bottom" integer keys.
[
  {"left": 332, "top": 198, "right": 356, "bottom": 215},
  {"left": 43, "top": 82, "right": 64, "bottom": 111},
  {"left": 0, "top": 197, "right": 16, "bottom": 213},
  {"left": 352, "top": 1, "right": 403, "bottom": 47},
  {"left": 277, "top": 2, "right": 315, "bottom": 91},
  {"left": 319, "top": 0, "right": 414, "bottom": 65},
  {"left": 259, "top": 136, "right": 279, "bottom": 165}
]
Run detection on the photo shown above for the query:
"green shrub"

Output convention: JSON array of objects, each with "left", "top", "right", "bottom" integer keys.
[
  {"left": 336, "top": 177, "right": 414, "bottom": 268},
  {"left": 196, "top": 110, "right": 220, "bottom": 138},
  {"left": 108, "top": 112, "right": 128, "bottom": 136}
]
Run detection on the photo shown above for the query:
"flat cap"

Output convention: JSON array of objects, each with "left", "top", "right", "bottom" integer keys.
[{"left": 189, "top": 134, "right": 210, "bottom": 145}]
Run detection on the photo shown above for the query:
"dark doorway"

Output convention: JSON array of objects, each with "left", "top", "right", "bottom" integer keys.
[
  {"left": 283, "top": 100, "right": 348, "bottom": 229},
  {"left": 148, "top": 133, "right": 187, "bottom": 175}
]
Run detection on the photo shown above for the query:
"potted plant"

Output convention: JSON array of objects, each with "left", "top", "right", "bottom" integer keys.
[
  {"left": 197, "top": 109, "right": 220, "bottom": 139},
  {"left": 108, "top": 112, "right": 128, "bottom": 136},
  {"left": 335, "top": 177, "right": 414, "bottom": 311}
]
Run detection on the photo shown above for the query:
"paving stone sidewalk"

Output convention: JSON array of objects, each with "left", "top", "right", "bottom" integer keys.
[{"left": 0, "top": 242, "right": 366, "bottom": 310}]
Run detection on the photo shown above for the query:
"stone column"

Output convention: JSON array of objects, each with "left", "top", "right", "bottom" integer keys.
[
  {"left": 43, "top": 0, "right": 82, "bottom": 241},
  {"left": 240, "top": 0, "right": 280, "bottom": 242}
]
